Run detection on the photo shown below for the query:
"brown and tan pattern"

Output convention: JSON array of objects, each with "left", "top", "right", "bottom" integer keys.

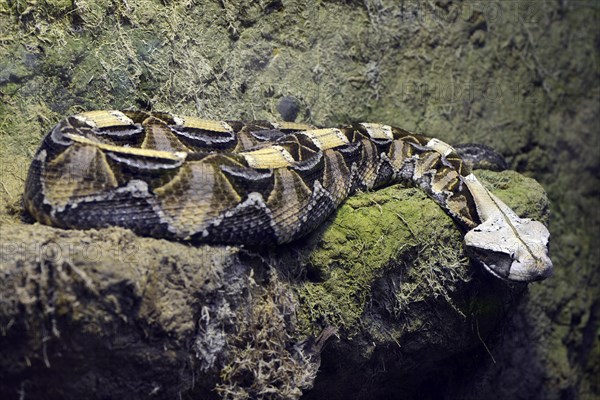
[{"left": 23, "top": 110, "right": 553, "bottom": 282}]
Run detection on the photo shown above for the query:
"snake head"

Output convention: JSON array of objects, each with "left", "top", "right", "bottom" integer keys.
[{"left": 464, "top": 216, "right": 553, "bottom": 282}]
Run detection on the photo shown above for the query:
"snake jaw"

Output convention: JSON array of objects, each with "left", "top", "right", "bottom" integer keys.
[{"left": 464, "top": 217, "right": 553, "bottom": 282}]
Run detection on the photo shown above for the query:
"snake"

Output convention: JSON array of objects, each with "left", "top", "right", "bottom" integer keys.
[{"left": 23, "top": 110, "right": 553, "bottom": 282}]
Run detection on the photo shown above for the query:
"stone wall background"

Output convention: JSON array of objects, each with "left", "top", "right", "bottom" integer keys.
[{"left": 0, "top": 1, "right": 598, "bottom": 399}]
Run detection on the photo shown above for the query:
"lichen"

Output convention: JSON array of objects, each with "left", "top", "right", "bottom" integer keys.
[
  {"left": 0, "top": 0, "right": 597, "bottom": 398},
  {"left": 215, "top": 270, "right": 319, "bottom": 400}
]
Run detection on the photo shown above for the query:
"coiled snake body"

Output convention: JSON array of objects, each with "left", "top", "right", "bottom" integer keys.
[{"left": 23, "top": 110, "right": 553, "bottom": 282}]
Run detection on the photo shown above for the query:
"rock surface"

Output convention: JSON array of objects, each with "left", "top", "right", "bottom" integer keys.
[
  {"left": 0, "top": 1, "right": 597, "bottom": 399},
  {"left": 1, "top": 170, "right": 548, "bottom": 399}
]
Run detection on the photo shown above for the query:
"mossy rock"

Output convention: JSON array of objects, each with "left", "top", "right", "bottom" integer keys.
[
  {"left": 1, "top": 0, "right": 597, "bottom": 399},
  {"left": 0, "top": 168, "right": 548, "bottom": 399}
]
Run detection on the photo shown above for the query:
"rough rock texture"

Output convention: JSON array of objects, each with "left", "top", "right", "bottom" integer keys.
[
  {"left": 0, "top": 1, "right": 598, "bottom": 399},
  {"left": 1, "top": 171, "right": 547, "bottom": 399}
]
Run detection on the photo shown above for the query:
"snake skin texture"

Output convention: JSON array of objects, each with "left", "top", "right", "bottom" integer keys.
[{"left": 23, "top": 110, "right": 553, "bottom": 282}]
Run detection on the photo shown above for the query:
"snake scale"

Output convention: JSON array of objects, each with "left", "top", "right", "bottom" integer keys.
[{"left": 23, "top": 110, "right": 553, "bottom": 282}]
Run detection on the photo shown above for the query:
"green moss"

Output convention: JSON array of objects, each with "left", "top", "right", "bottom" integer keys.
[
  {"left": 0, "top": 0, "right": 595, "bottom": 397},
  {"left": 295, "top": 185, "right": 462, "bottom": 335},
  {"left": 294, "top": 170, "right": 550, "bottom": 337},
  {"left": 474, "top": 169, "right": 551, "bottom": 223}
]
